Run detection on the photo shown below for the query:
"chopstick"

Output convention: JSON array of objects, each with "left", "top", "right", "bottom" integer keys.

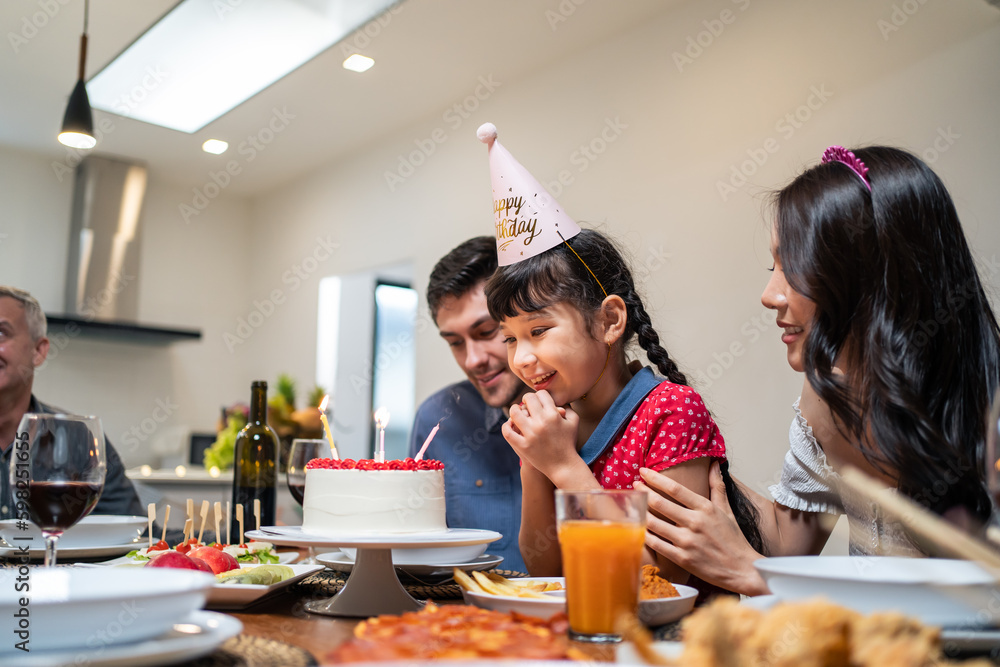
[{"left": 838, "top": 466, "right": 1000, "bottom": 577}]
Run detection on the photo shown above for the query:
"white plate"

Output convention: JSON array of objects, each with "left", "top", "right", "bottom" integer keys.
[
  {"left": 7, "top": 610, "right": 241, "bottom": 667},
  {"left": 317, "top": 551, "right": 504, "bottom": 578},
  {"left": 638, "top": 584, "right": 699, "bottom": 626},
  {"left": 207, "top": 563, "right": 324, "bottom": 609},
  {"left": 338, "top": 543, "right": 488, "bottom": 565},
  {"left": 0, "top": 541, "right": 147, "bottom": 560},
  {"left": 462, "top": 577, "right": 567, "bottom": 619},
  {"left": 755, "top": 556, "right": 1000, "bottom": 628},
  {"left": 0, "top": 515, "right": 146, "bottom": 549},
  {"left": 0, "top": 567, "right": 215, "bottom": 653},
  {"left": 247, "top": 526, "right": 501, "bottom": 549}
]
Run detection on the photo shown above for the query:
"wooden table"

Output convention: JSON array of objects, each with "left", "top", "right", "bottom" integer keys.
[{"left": 225, "top": 549, "right": 615, "bottom": 663}]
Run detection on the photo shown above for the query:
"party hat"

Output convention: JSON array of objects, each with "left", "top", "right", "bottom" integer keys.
[{"left": 477, "top": 123, "right": 581, "bottom": 266}]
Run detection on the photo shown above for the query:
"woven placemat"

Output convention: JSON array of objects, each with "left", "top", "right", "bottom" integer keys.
[
  {"left": 185, "top": 634, "right": 317, "bottom": 667},
  {"left": 292, "top": 568, "right": 527, "bottom": 601}
]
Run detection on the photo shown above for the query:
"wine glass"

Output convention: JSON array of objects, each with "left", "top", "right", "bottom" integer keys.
[
  {"left": 12, "top": 414, "right": 106, "bottom": 566},
  {"left": 287, "top": 438, "right": 332, "bottom": 563}
]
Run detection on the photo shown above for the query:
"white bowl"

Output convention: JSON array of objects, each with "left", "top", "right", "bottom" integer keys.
[
  {"left": 638, "top": 584, "right": 699, "bottom": 626},
  {"left": 755, "top": 556, "right": 1000, "bottom": 628},
  {"left": 0, "top": 567, "right": 215, "bottom": 653},
  {"left": 340, "top": 542, "right": 488, "bottom": 565},
  {"left": 462, "top": 577, "right": 566, "bottom": 619},
  {"left": 0, "top": 515, "right": 146, "bottom": 549}
]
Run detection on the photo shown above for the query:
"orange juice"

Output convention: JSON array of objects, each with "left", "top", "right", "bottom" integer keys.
[{"left": 558, "top": 519, "right": 645, "bottom": 637}]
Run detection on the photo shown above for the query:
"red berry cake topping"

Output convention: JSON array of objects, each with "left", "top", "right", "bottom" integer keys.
[{"left": 306, "top": 457, "right": 444, "bottom": 471}]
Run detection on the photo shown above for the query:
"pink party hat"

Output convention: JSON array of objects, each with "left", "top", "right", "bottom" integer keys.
[{"left": 477, "top": 123, "right": 581, "bottom": 266}]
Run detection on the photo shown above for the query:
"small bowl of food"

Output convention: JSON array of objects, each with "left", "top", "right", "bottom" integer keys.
[
  {"left": 456, "top": 570, "right": 566, "bottom": 619},
  {"left": 637, "top": 565, "right": 699, "bottom": 626}
]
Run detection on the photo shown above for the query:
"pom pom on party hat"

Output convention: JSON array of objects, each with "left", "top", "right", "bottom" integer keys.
[{"left": 477, "top": 122, "right": 581, "bottom": 266}]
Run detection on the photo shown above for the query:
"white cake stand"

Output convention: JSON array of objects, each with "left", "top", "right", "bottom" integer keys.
[{"left": 245, "top": 527, "right": 501, "bottom": 618}]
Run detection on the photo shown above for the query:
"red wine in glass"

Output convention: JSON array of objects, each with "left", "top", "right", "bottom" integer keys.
[
  {"left": 288, "top": 482, "right": 306, "bottom": 505},
  {"left": 27, "top": 481, "right": 102, "bottom": 532},
  {"left": 13, "top": 414, "right": 106, "bottom": 566},
  {"left": 287, "top": 438, "right": 332, "bottom": 563}
]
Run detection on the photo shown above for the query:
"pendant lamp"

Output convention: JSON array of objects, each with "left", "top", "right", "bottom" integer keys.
[{"left": 58, "top": 0, "right": 96, "bottom": 149}]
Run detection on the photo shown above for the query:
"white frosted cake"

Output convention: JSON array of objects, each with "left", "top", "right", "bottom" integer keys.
[{"left": 302, "top": 458, "right": 447, "bottom": 535}]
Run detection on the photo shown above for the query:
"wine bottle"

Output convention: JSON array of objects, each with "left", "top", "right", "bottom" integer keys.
[{"left": 230, "top": 380, "right": 278, "bottom": 541}]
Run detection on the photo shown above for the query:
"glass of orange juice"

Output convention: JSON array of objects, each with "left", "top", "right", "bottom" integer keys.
[{"left": 555, "top": 489, "right": 647, "bottom": 643}]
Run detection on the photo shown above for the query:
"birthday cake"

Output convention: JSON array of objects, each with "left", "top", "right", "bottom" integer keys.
[{"left": 302, "top": 458, "right": 447, "bottom": 535}]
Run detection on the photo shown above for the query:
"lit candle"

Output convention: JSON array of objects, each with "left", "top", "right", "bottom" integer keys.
[
  {"left": 374, "top": 407, "right": 390, "bottom": 463},
  {"left": 319, "top": 395, "right": 339, "bottom": 459},
  {"left": 415, "top": 421, "right": 441, "bottom": 461}
]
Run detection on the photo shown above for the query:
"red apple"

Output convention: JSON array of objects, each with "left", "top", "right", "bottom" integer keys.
[
  {"left": 189, "top": 546, "right": 240, "bottom": 574},
  {"left": 145, "top": 550, "right": 213, "bottom": 573}
]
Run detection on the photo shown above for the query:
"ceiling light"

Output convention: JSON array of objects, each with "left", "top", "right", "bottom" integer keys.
[
  {"left": 343, "top": 54, "right": 375, "bottom": 73},
  {"left": 87, "top": 0, "right": 401, "bottom": 133},
  {"left": 58, "top": 0, "right": 95, "bottom": 149},
  {"left": 202, "top": 139, "right": 229, "bottom": 155}
]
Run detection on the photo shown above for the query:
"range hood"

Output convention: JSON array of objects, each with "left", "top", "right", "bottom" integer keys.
[{"left": 52, "top": 155, "right": 200, "bottom": 344}]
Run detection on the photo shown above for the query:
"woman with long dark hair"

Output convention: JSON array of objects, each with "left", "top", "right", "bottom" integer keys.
[{"left": 638, "top": 145, "right": 1000, "bottom": 595}]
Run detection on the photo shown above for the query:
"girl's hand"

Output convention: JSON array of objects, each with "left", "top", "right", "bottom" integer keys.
[
  {"left": 503, "top": 390, "right": 585, "bottom": 487},
  {"left": 635, "top": 461, "right": 769, "bottom": 596}
]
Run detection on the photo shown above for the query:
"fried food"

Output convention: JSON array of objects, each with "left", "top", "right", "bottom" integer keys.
[
  {"left": 453, "top": 568, "right": 562, "bottom": 598},
  {"left": 677, "top": 597, "right": 991, "bottom": 667},
  {"left": 640, "top": 564, "right": 680, "bottom": 600},
  {"left": 327, "top": 602, "right": 582, "bottom": 662}
]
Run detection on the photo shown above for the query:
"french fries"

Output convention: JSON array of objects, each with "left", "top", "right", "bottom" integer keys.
[{"left": 453, "top": 569, "right": 563, "bottom": 599}]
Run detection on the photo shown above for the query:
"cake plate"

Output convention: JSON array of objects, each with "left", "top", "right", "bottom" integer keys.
[{"left": 246, "top": 526, "right": 501, "bottom": 618}]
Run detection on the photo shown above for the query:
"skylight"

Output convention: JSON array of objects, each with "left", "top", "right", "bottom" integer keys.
[{"left": 88, "top": 0, "right": 400, "bottom": 133}]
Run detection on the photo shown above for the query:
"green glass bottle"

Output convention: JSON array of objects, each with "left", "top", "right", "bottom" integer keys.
[{"left": 230, "top": 380, "right": 278, "bottom": 541}]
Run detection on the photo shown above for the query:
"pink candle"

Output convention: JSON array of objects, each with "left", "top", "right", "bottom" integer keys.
[{"left": 414, "top": 423, "right": 440, "bottom": 461}]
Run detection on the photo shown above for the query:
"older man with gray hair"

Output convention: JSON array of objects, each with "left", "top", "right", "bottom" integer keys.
[{"left": 0, "top": 286, "right": 143, "bottom": 520}]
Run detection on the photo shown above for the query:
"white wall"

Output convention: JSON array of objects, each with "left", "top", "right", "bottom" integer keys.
[
  {"left": 246, "top": 0, "right": 1000, "bottom": 551},
  {"left": 0, "top": 146, "right": 255, "bottom": 467}
]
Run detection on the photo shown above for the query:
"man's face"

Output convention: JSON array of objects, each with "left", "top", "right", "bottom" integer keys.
[
  {"left": 435, "top": 283, "right": 526, "bottom": 409},
  {"left": 0, "top": 297, "right": 48, "bottom": 398}
]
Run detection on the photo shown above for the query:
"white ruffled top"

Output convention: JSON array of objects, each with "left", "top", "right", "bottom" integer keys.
[{"left": 768, "top": 399, "right": 922, "bottom": 557}]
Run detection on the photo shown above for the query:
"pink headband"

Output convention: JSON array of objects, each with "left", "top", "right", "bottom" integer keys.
[{"left": 821, "top": 145, "right": 871, "bottom": 191}]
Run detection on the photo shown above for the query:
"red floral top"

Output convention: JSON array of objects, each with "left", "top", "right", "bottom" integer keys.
[{"left": 590, "top": 381, "right": 726, "bottom": 488}]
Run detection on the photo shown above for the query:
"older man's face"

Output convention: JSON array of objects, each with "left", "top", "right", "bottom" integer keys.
[
  {"left": 0, "top": 297, "right": 48, "bottom": 397},
  {"left": 435, "top": 283, "right": 526, "bottom": 409}
]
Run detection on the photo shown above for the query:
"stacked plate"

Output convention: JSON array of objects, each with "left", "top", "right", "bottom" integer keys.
[
  {"left": 0, "top": 568, "right": 241, "bottom": 666},
  {"left": 319, "top": 542, "right": 504, "bottom": 580},
  {"left": 0, "top": 515, "right": 147, "bottom": 559}
]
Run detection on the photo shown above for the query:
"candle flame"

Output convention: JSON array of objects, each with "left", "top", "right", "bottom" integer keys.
[
  {"left": 319, "top": 394, "right": 330, "bottom": 412},
  {"left": 374, "top": 406, "right": 390, "bottom": 428}
]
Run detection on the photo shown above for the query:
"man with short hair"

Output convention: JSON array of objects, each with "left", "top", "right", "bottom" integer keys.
[
  {"left": 408, "top": 237, "right": 529, "bottom": 571},
  {"left": 0, "top": 286, "right": 143, "bottom": 521}
]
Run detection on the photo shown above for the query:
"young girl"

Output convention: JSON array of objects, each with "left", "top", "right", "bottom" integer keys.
[
  {"left": 640, "top": 145, "right": 1000, "bottom": 595},
  {"left": 484, "top": 228, "right": 764, "bottom": 585}
]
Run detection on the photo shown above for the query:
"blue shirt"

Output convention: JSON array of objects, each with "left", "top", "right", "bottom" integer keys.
[{"left": 408, "top": 381, "right": 525, "bottom": 572}]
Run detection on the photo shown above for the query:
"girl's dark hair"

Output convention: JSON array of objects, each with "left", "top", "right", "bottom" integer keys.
[
  {"left": 775, "top": 146, "right": 1000, "bottom": 522},
  {"left": 485, "top": 229, "right": 766, "bottom": 555}
]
